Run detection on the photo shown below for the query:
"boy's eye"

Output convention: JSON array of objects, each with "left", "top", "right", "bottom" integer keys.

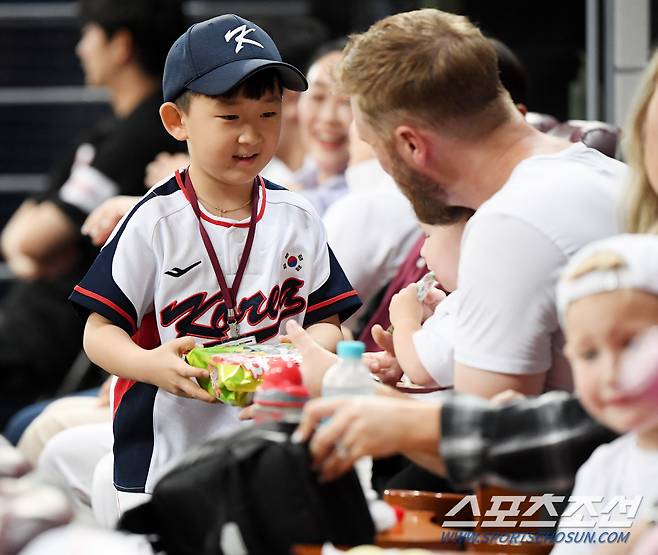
[
  {"left": 218, "top": 115, "right": 239, "bottom": 121},
  {"left": 261, "top": 111, "right": 278, "bottom": 118}
]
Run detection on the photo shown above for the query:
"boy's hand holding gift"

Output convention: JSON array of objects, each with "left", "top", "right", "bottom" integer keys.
[
  {"left": 185, "top": 343, "right": 301, "bottom": 407},
  {"left": 144, "top": 336, "right": 216, "bottom": 403}
]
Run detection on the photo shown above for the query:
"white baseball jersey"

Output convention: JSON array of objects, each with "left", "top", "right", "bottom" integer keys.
[{"left": 69, "top": 171, "right": 361, "bottom": 493}]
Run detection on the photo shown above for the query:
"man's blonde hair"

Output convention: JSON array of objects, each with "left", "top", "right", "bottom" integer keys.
[
  {"left": 625, "top": 48, "right": 658, "bottom": 234},
  {"left": 336, "top": 9, "right": 512, "bottom": 139}
]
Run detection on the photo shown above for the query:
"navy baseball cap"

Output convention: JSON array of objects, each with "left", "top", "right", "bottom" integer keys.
[{"left": 163, "top": 14, "right": 308, "bottom": 102}]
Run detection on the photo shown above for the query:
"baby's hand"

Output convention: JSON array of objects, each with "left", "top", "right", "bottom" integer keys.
[
  {"left": 389, "top": 284, "right": 423, "bottom": 327},
  {"left": 363, "top": 351, "right": 403, "bottom": 385},
  {"left": 421, "top": 287, "right": 447, "bottom": 319},
  {"left": 145, "top": 337, "right": 216, "bottom": 403}
]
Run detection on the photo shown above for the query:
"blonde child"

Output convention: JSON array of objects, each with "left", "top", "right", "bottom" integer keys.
[{"left": 553, "top": 234, "right": 658, "bottom": 554}]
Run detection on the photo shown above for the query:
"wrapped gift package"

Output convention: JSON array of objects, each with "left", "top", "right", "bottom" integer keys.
[{"left": 186, "top": 343, "right": 301, "bottom": 406}]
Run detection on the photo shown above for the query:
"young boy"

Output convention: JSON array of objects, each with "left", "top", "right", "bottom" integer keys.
[
  {"left": 365, "top": 206, "right": 474, "bottom": 387},
  {"left": 553, "top": 234, "right": 658, "bottom": 553},
  {"left": 69, "top": 14, "right": 360, "bottom": 510}
]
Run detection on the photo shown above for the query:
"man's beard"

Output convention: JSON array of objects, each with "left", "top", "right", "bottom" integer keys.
[{"left": 385, "top": 142, "right": 452, "bottom": 225}]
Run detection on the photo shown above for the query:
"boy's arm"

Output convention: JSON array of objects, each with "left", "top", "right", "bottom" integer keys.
[
  {"left": 389, "top": 284, "right": 437, "bottom": 386},
  {"left": 84, "top": 312, "right": 215, "bottom": 402},
  {"left": 304, "top": 314, "right": 343, "bottom": 352}
]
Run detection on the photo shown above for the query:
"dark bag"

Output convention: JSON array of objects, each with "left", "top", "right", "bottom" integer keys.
[{"left": 119, "top": 421, "right": 375, "bottom": 555}]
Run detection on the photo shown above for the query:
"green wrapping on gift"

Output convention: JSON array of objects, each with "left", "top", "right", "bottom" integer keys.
[{"left": 186, "top": 345, "right": 263, "bottom": 406}]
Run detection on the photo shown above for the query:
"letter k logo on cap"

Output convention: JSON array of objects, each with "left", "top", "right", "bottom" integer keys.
[{"left": 225, "top": 24, "right": 264, "bottom": 53}]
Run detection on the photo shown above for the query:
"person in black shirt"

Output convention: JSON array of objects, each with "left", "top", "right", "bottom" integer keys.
[{"left": 0, "top": 0, "right": 186, "bottom": 426}]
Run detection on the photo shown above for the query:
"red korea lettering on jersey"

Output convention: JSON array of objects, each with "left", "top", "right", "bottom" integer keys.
[{"left": 159, "top": 276, "right": 306, "bottom": 344}]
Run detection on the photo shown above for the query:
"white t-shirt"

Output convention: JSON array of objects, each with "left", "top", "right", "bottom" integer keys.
[
  {"left": 411, "top": 290, "right": 459, "bottom": 387},
  {"left": 455, "top": 143, "right": 627, "bottom": 391},
  {"left": 70, "top": 171, "right": 361, "bottom": 494},
  {"left": 323, "top": 158, "right": 420, "bottom": 324},
  {"left": 552, "top": 433, "right": 658, "bottom": 555}
]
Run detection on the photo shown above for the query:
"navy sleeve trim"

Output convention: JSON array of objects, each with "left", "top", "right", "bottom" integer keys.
[
  {"left": 307, "top": 290, "right": 359, "bottom": 313},
  {"left": 304, "top": 289, "right": 361, "bottom": 326},
  {"left": 70, "top": 285, "right": 136, "bottom": 335},
  {"left": 303, "top": 246, "right": 362, "bottom": 325}
]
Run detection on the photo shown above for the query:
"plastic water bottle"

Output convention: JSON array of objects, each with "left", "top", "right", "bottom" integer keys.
[
  {"left": 322, "top": 341, "right": 377, "bottom": 398},
  {"left": 322, "top": 340, "right": 377, "bottom": 501}
]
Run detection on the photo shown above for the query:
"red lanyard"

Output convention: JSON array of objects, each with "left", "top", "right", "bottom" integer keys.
[{"left": 180, "top": 169, "right": 260, "bottom": 339}]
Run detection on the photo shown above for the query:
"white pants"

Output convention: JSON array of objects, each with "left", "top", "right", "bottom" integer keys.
[
  {"left": 18, "top": 396, "right": 111, "bottom": 466},
  {"left": 20, "top": 524, "right": 155, "bottom": 555},
  {"left": 38, "top": 421, "right": 150, "bottom": 527},
  {"left": 38, "top": 422, "right": 113, "bottom": 515}
]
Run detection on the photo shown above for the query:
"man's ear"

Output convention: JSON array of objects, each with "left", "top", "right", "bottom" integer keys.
[
  {"left": 160, "top": 102, "right": 188, "bottom": 141},
  {"left": 393, "top": 125, "right": 428, "bottom": 169}
]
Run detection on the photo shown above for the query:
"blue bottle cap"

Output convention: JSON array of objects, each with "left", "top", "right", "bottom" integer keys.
[{"left": 336, "top": 340, "right": 365, "bottom": 359}]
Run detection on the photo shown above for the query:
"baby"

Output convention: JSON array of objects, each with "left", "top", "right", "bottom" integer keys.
[{"left": 366, "top": 206, "right": 474, "bottom": 387}]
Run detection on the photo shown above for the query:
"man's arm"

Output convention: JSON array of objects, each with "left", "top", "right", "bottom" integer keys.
[
  {"left": 439, "top": 391, "right": 617, "bottom": 491},
  {"left": 453, "top": 363, "right": 547, "bottom": 397},
  {"left": 295, "top": 396, "right": 441, "bottom": 482},
  {"left": 295, "top": 391, "right": 616, "bottom": 490},
  {"left": 289, "top": 320, "right": 616, "bottom": 490},
  {"left": 454, "top": 214, "right": 566, "bottom": 398}
]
